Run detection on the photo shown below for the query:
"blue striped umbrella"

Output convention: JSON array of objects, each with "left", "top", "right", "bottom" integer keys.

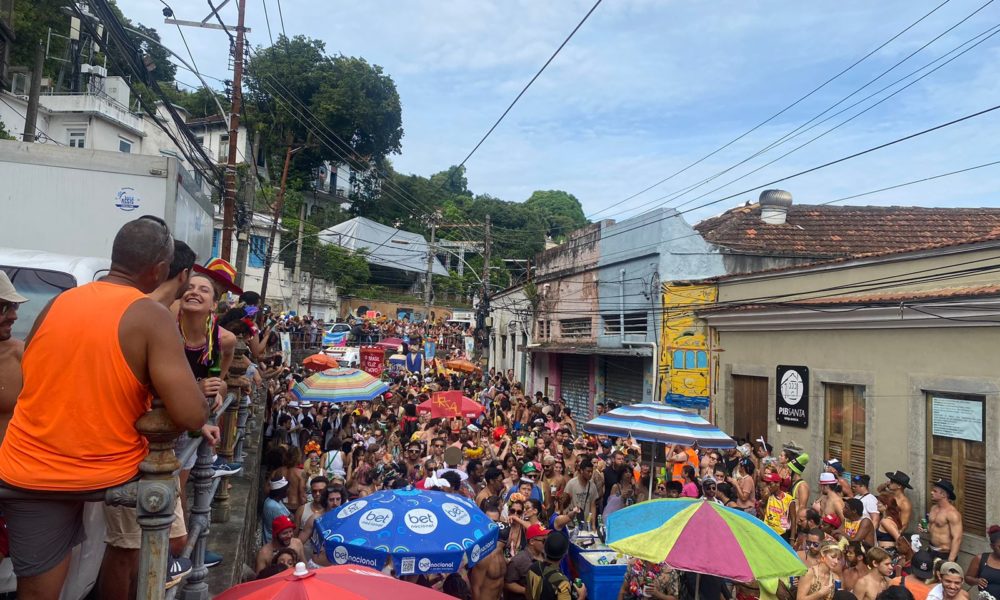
[
  {"left": 583, "top": 403, "right": 735, "bottom": 448},
  {"left": 291, "top": 368, "right": 389, "bottom": 404}
]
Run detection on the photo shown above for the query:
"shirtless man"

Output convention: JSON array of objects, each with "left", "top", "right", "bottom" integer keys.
[
  {"left": 0, "top": 272, "right": 26, "bottom": 443},
  {"left": 877, "top": 471, "right": 913, "bottom": 532},
  {"left": 920, "top": 479, "right": 963, "bottom": 562},
  {"left": 255, "top": 515, "right": 304, "bottom": 573},
  {"left": 469, "top": 504, "right": 507, "bottom": 600},
  {"left": 842, "top": 542, "right": 870, "bottom": 593},
  {"left": 814, "top": 473, "right": 845, "bottom": 525},
  {"left": 853, "top": 547, "right": 893, "bottom": 600}
]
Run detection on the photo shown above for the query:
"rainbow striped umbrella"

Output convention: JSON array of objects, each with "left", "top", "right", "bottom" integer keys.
[
  {"left": 291, "top": 368, "right": 389, "bottom": 404},
  {"left": 607, "top": 499, "right": 805, "bottom": 582}
]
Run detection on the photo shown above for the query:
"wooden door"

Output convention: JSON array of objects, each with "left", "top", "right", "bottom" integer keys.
[
  {"left": 733, "top": 375, "right": 768, "bottom": 445},
  {"left": 927, "top": 394, "right": 986, "bottom": 534},
  {"left": 825, "top": 384, "right": 866, "bottom": 476}
]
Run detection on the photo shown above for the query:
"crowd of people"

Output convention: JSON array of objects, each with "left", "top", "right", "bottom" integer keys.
[
  {"left": 0, "top": 217, "right": 996, "bottom": 600},
  {"left": 252, "top": 328, "right": 1000, "bottom": 600}
]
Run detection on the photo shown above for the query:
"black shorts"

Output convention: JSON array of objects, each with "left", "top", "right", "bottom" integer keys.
[{"left": 0, "top": 483, "right": 91, "bottom": 578}]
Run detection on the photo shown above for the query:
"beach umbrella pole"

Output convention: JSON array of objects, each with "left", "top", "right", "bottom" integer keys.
[{"left": 649, "top": 450, "right": 655, "bottom": 498}]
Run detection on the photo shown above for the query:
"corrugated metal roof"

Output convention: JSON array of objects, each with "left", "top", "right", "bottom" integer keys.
[{"left": 318, "top": 217, "right": 449, "bottom": 276}]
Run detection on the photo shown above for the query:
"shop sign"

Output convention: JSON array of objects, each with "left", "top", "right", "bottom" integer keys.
[{"left": 776, "top": 365, "right": 808, "bottom": 427}]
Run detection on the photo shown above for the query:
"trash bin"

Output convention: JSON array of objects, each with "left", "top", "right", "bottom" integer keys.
[{"left": 570, "top": 543, "right": 627, "bottom": 599}]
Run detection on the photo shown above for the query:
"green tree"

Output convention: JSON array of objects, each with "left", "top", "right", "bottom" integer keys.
[
  {"left": 244, "top": 35, "right": 403, "bottom": 189},
  {"left": 524, "top": 190, "right": 589, "bottom": 240},
  {"left": 0, "top": 119, "right": 15, "bottom": 141}
]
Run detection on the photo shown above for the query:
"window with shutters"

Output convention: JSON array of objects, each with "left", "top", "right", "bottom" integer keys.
[
  {"left": 927, "top": 393, "right": 986, "bottom": 536},
  {"left": 603, "top": 312, "right": 647, "bottom": 336},
  {"left": 560, "top": 318, "right": 591, "bottom": 338},
  {"left": 824, "top": 384, "right": 866, "bottom": 477}
]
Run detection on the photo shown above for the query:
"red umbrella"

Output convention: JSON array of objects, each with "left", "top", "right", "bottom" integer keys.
[
  {"left": 376, "top": 337, "right": 404, "bottom": 350},
  {"left": 302, "top": 354, "right": 339, "bottom": 371},
  {"left": 215, "top": 563, "right": 453, "bottom": 600},
  {"left": 417, "top": 390, "right": 485, "bottom": 419}
]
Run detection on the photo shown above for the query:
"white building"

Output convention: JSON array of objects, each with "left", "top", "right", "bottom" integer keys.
[
  {"left": 210, "top": 211, "right": 339, "bottom": 321},
  {"left": 488, "top": 285, "right": 533, "bottom": 386}
]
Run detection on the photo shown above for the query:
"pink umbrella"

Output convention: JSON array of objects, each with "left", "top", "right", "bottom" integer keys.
[{"left": 215, "top": 563, "right": 454, "bottom": 600}]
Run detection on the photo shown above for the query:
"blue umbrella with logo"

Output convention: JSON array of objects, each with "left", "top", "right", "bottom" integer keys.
[{"left": 316, "top": 487, "right": 499, "bottom": 575}]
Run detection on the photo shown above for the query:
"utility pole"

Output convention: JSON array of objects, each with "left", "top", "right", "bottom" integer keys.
[
  {"left": 165, "top": 0, "right": 251, "bottom": 261},
  {"left": 22, "top": 42, "right": 43, "bottom": 142},
  {"left": 424, "top": 218, "right": 438, "bottom": 310},
  {"left": 260, "top": 142, "right": 301, "bottom": 303},
  {"left": 475, "top": 214, "right": 492, "bottom": 360},
  {"left": 220, "top": 0, "right": 246, "bottom": 261},
  {"left": 291, "top": 202, "right": 306, "bottom": 314}
]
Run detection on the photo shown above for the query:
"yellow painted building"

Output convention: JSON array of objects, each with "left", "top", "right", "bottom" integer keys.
[{"left": 658, "top": 283, "right": 717, "bottom": 409}]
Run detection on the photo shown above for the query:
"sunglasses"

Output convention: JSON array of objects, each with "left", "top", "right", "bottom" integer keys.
[
  {"left": 510, "top": 510, "right": 522, "bottom": 515},
  {"left": 433, "top": 444, "right": 445, "bottom": 449},
  {"left": 0, "top": 301, "right": 20, "bottom": 318}
]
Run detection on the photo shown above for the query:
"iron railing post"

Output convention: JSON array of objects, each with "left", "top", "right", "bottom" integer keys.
[
  {"left": 134, "top": 397, "right": 182, "bottom": 600},
  {"left": 177, "top": 413, "right": 222, "bottom": 600},
  {"left": 212, "top": 342, "right": 250, "bottom": 523}
]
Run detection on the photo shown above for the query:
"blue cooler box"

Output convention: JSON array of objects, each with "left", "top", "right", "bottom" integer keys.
[{"left": 570, "top": 544, "right": 627, "bottom": 599}]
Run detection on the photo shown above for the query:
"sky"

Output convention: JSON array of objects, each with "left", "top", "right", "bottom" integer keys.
[{"left": 118, "top": 0, "right": 1000, "bottom": 227}]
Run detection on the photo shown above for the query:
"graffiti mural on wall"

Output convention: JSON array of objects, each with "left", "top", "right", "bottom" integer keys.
[{"left": 659, "top": 283, "right": 716, "bottom": 409}]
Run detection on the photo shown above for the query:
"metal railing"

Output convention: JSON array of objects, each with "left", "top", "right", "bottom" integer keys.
[{"left": 0, "top": 341, "right": 262, "bottom": 600}]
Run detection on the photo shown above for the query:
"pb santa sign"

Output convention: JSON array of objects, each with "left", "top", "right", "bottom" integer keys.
[{"left": 775, "top": 365, "right": 808, "bottom": 427}]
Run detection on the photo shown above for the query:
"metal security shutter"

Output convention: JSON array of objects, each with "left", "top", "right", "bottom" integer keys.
[
  {"left": 605, "top": 357, "right": 645, "bottom": 406},
  {"left": 560, "top": 355, "right": 591, "bottom": 426}
]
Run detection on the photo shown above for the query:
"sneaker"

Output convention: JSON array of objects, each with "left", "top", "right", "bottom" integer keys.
[
  {"left": 165, "top": 556, "right": 192, "bottom": 589},
  {"left": 211, "top": 457, "right": 242, "bottom": 479},
  {"left": 203, "top": 550, "right": 223, "bottom": 568}
]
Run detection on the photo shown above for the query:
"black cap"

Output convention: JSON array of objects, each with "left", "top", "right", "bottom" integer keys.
[
  {"left": 909, "top": 550, "right": 934, "bottom": 579},
  {"left": 544, "top": 531, "right": 570, "bottom": 561}
]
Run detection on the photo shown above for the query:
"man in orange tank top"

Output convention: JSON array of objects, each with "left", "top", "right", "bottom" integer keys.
[{"left": 0, "top": 217, "right": 208, "bottom": 600}]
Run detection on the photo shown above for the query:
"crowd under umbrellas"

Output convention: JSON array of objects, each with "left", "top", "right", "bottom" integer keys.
[{"left": 246, "top": 338, "right": 994, "bottom": 600}]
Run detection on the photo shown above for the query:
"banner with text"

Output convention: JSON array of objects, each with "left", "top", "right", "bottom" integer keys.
[{"left": 360, "top": 346, "right": 385, "bottom": 378}]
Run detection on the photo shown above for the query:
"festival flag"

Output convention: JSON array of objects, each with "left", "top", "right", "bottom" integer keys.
[{"left": 323, "top": 331, "right": 348, "bottom": 347}]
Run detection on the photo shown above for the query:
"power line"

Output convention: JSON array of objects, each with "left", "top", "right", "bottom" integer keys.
[
  {"left": 586, "top": 0, "right": 954, "bottom": 219},
  {"left": 456, "top": 0, "right": 603, "bottom": 170},
  {"left": 261, "top": 0, "right": 275, "bottom": 46},
  {"left": 575, "top": 100, "right": 1000, "bottom": 250}
]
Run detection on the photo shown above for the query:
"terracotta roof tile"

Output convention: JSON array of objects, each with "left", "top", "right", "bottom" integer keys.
[{"left": 695, "top": 204, "right": 1000, "bottom": 258}]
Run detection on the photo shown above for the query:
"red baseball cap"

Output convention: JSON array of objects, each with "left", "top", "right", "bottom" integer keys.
[
  {"left": 526, "top": 523, "right": 551, "bottom": 540},
  {"left": 822, "top": 514, "right": 842, "bottom": 528},
  {"left": 763, "top": 472, "right": 781, "bottom": 483},
  {"left": 272, "top": 514, "right": 295, "bottom": 538}
]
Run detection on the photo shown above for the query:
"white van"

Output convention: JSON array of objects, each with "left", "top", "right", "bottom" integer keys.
[{"left": 0, "top": 247, "right": 111, "bottom": 340}]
